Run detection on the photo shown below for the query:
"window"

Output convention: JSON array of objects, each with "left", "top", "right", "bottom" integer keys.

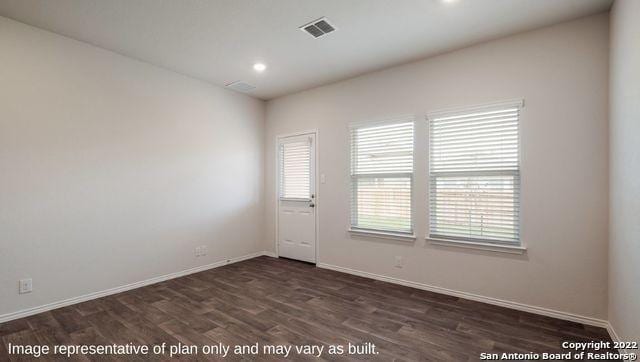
[
  {"left": 428, "top": 101, "right": 521, "bottom": 245},
  {"left": 279, "top": 137, "right": 311, "bottom": 200},
  {"left": 350, "top": 119, "right": 414, "bottom": 235}
]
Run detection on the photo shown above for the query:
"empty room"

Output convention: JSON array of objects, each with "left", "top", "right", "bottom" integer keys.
[{"left": 0, "top": 0, "right": 638, "bottom": 360}]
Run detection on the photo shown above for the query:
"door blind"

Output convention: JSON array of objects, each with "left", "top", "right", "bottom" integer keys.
[
  {"left": 428, "top": 102, "right": 521, "bottom": 244},
  {"left": 350, "top": 120, "right": 414, "bottom": 234},
  {"left": 280, "top": 138, "right": 311, "bottom": 200}
]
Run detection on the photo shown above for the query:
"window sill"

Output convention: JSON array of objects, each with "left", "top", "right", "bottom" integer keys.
[
  {"left": 349, "top": 229, "right": 416, "bottom": 242},
  {"left": 427, "top": 237, "right": 527, "bottom": 255}
]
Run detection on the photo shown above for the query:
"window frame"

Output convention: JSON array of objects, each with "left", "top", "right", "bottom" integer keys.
[
  {"left": 348, "top": 117, "right": 416, "bottom": 239},
  {"left": 426, "top": 100, "right": 524, "bottom": 251},
  {"left": 278, "top": 134, "right": 314, "bottom": 201}
]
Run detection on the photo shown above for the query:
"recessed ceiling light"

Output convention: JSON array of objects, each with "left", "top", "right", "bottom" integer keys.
[
  {"left": 253, "top": 63, "right": 266, "bottom": 72},
  {"left": 441, "top": 0, "right": 459, "bottom": 4}
]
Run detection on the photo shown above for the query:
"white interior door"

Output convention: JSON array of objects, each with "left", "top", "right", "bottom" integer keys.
[{"left": 277, "top": 133, "right": 316, "bottom": 263}]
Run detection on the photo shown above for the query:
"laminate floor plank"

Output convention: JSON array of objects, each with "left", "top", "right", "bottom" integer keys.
[
  {"left": 0, "top": 256, "right": 615, "bottom": 361},
  {"left": 0, "top": 319, "right": 30, "bottom": 337},
  {"left": 51, "top": 306, "right": 93, "bottom": 334}
]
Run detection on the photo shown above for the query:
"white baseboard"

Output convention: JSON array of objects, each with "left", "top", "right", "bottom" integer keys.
[
  {"left": 317, "top": 262, "right": 609, "bottom": 328},
  {"left": 606, "top": 322, "right": 636, "bottom": 356},
  {"left": 608, "top": 322, "right": 622, "bottom": 343},
  {"left": 608, "top": 322, "right": 623, "bottom": 354},
  {"left": 0, "top": 251, "right": 270, "bottom": 324},
  {"left": 1, "top": 253, "right": 613, "bottom": 339}
]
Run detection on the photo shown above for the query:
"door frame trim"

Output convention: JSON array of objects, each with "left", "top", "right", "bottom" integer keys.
[{"left": 275, "top": 129, "right": 319, "bottom": 263}]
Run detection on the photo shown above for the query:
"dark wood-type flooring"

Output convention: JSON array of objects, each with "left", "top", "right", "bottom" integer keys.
[{"left": 0, "top": 256, "right": 615, "bottom": 361}]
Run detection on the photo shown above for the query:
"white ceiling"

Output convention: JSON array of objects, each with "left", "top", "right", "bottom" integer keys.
[{"left": 0, "top": 0, "right": 612, "bottom": 100}]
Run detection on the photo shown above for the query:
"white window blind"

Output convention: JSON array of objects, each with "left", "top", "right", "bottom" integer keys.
[
  {"left": 350, "top": 119, "right": 414, "bottom": 234},
  {"left": 279, "top": 138, "right": 311, "bottom": 200},
  {"left": 428, "top": 101, "right": 521, "bottom": 245}
]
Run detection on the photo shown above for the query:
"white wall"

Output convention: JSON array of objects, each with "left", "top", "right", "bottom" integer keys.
[
  {"left": 0, "top": 17, "right": 265, "bottom": 318},
  {"left": 609, "top": 0, "right": 640, "bottom": 342},
  {"left": 265, "top": 14, "right": 609, "bottom": 320}
]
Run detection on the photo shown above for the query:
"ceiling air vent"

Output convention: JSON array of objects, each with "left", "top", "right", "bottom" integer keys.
[
  {"left": 300, "top": 17, "right": 336, "bottom": 38},
  {"left": 226, "top": 81, "right": 256, "bottom": 93}
]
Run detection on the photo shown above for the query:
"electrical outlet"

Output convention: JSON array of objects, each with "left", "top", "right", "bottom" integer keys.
[
  {"left": 201, "top": 246, "right": 207, "bottom": 256},
  {"left": 19, "top": 278, "right": 32, "bottom": 294},
  {"left": 395, "top": 256, "right": 403, "bottom": 268},
  {"left": 195, "top": 247, "right": 201, "bottom": 257}
]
